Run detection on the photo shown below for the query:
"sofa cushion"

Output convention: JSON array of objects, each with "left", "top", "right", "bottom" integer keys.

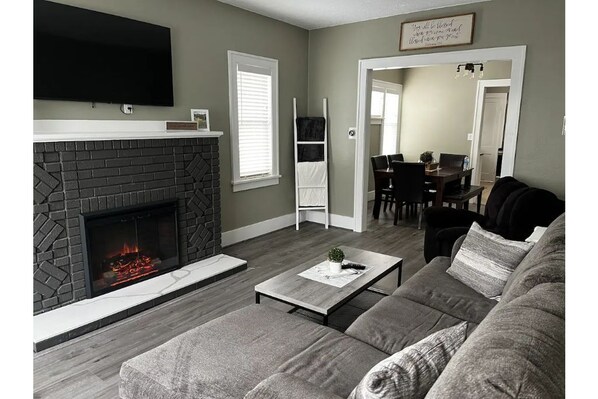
[
  {"left": 275, "top": 330, "right": 388, "bottom": 398},
  {"left": 447, "top": 222, "right": 534, "bottom": 299},
  {"left": 119, "top": 304, "right": 341, "bottom": 399},
  {"left": 244, "top": 373, "right": 343, "bottom": 399},
  {"left": 348, "top": 322, "right": 467, "bottom": 399},
  {"left": 393, "top": 257, "right": 497, "bottom": 324},
  {"left": 501, "top": 213, "right": 565, "bottom": 303},
  {"left": 345, "top": 295, "right": 464, "bottom": 355},
  {"left": 426, "top": 283, "right": 565, "bottom": 399}
]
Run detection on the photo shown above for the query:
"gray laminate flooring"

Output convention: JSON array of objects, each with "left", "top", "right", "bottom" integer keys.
[{"left": 33, "top": 202, "right": 428, "bottom": 399}]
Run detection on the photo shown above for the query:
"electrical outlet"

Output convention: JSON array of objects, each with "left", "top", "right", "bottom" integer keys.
[
  {"left": 467, "top": 133, "right": 473, "bottom": 141},
  {"left": 120, "top": 104, "right": 134, "bottom": 115},
  {"left": 348, "top": 127, "right": 356, "bottom": 139}
]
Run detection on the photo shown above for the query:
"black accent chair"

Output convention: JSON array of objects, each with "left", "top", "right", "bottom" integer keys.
[
  {"left": 423, "top": 176, "right": 565, "bottom": 262},
  {"left": 371, "top": 155, "right": 393, "bottom": 212},
  {"left": 387, "top": 153, "right": 404, "bottom": 164},
  {"left": 391, "top": 161, "right": 435, "bottom": 229}
]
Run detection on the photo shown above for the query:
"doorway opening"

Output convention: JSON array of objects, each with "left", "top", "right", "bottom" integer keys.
[{"left": 354, "top": 46, "right": 527, "bottom": 232}]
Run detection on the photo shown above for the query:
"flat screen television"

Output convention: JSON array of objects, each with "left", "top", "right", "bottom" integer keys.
[{"left": 34, "top": 0, "right": 174, "bottom": 106}]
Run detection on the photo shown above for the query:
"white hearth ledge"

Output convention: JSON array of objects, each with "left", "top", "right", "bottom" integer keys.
[
  {"left": 34, "top": 120, "right": 223, "bottom": 142},
  {"left": 33, "top": 254, "right": 246, "bottom": 346}
]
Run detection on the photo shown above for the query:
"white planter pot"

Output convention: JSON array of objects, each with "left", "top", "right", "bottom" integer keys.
[{"left": 328, "top": 260, "right": 342, "bottom": 274}]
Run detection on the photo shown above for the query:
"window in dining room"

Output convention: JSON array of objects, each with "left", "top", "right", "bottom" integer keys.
[{"left": 370, "top": 79, "right": 402, "bottom": 155}]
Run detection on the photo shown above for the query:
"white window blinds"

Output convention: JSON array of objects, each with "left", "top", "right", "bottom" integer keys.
[{"left": 236, "top": 65, "right": 273, "bottom": 179}]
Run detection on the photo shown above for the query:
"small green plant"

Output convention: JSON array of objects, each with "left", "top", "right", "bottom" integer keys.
[
  {"left": 419, "top": 151, "right": 434, "bottom": 163},
  {"left": 328, "top": 247, "right": 345, "bottom": 263}
]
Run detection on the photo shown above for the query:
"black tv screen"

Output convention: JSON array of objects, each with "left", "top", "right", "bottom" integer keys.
[{"left": 34, "top": 0, "right": 174, "bottom": 106}]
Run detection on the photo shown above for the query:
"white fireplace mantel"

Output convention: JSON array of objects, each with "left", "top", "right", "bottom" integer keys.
[{"left": 34, "top": 120, "right": 224, "bottom": 142}]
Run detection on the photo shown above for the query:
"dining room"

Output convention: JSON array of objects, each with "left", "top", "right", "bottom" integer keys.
[{"left": 366, "top": 59, "right": 512, "bottom": 227}]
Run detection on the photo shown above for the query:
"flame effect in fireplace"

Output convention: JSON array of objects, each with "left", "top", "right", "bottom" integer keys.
[{"left": 103, "top": 242, "right": 160, "bottom": 287}]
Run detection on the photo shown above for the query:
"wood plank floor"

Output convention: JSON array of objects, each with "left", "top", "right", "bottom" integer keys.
[{"left": 33, "top": 203, "right": 427, "bottom": 398}]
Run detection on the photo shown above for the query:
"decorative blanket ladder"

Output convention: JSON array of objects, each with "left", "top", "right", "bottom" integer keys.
[{"left": 293, "top": 98, "right": 329, "bottom": 230}]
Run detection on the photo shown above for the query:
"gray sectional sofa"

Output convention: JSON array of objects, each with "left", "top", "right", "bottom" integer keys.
[{"left": 119, "top": 214, "right": 565, "bottom": 399}]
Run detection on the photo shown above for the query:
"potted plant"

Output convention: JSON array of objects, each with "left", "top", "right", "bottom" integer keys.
[
  {"left": 419, "top": 151, "right": 438, "bottom": 171},
  {"left": 328, "top": 247, "right": 345, "bottom": 274}
]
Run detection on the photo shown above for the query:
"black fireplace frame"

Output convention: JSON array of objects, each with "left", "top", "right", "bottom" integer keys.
[{"left": 80, "top": 200, "right": 180, "bottom": 298}]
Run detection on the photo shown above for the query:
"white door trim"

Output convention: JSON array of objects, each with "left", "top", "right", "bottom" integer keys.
[
  {"left": 470, "top": 79, "right": 511, "bottom": 185},
  {"left": 354, "top": 46, "right": 526, "bottom": 232}
]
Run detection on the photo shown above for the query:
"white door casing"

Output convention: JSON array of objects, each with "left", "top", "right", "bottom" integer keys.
[
  {"left": 354, "top": 47, "right": 526, "bottom": 233},
  {"left": 479, "top": 92, "right": 508, "bottom": 183}
]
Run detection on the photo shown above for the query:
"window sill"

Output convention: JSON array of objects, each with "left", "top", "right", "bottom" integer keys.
[{"left": 232, "top": 175, "right": 281, "bottom": 192}]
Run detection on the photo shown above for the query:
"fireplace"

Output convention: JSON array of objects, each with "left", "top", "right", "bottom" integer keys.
[{"left": 80, "top": 200, "right": 179, "bottom": 298}]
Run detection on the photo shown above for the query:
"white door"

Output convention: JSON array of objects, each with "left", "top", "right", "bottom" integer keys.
[{"left": 479, "top": 92, "right": 508, "bottom": 183}]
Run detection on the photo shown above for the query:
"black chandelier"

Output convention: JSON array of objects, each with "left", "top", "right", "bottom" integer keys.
[{"left": 455, "top": 62, "right": 484, "bottom": 79}]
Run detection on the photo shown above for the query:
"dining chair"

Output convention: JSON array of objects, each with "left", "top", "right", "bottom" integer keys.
[
  {"left": 439, "top": 153, "right": 466, "bottom": 169},
  {"left": 386, "top": 153, "right": 404, "bottom": 164},
  {"left": 439, "top": 153, "right": 467, "bottom": 193},
  {"left": 371, "top": 155, "right": 393, "bottom": 212},
  {"left": 391, "top": 161, "right": 435, "bottom": 229}
]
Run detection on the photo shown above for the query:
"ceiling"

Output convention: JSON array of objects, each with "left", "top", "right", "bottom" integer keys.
[{"left": 215, "top": 0, "right": 490, "bottom": 30}]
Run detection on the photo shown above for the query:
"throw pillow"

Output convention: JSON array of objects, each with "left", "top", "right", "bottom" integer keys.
[
  {"left": 446, "top": 222, "right": 534, "bottom": 298},
  {"left": 348, "top": 321, "right": 468, "bottom": 399}
]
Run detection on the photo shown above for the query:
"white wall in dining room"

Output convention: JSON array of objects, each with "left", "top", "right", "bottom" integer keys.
[{"left": 398, "top": 60, "right": 511, "bottom": 163}]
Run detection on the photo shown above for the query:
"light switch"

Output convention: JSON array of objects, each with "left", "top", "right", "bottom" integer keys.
[{"left": 467, "top": 133, "right": 473, "bottom": 141}]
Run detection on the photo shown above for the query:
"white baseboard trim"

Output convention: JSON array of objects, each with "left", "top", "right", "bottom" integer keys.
[
  {"left": 221, "top": 210, "right": 356, "bottom": 247},
  {"left": 222, "top": 213, "right": 297, "bottom": 247},
  {"left": 304, "top": 210, "right": 355, "bottom": 231},
  {"left": 368, "top": 190, "right": 376, "bottom": 201}
]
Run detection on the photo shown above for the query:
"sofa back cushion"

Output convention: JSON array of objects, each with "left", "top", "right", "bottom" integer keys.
[
  {"left": 501, "top": 213, "right": 565, "bottom": 303},
  {"left": 426, "top": 282, "right": 565, "bottom": 399}
]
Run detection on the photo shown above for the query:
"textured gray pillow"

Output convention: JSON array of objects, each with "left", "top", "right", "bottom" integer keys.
[
  {"left": 348, "top": 321, "right": 468, "bottom": 399},
  {"left": 446, "top": 222, "right": 533, "bottom": 299}
]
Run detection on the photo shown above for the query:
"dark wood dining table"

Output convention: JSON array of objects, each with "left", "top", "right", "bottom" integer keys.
[{"left": 372, "top": 166, "right": 473, "bottom": 219}]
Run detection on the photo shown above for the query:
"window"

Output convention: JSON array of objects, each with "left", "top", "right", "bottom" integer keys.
[
  {"left": 370, "top": 80, "right": 402, "bottom": 155},
  {"left": 228, "top": 51, "right": 280, "bottom": 192}
]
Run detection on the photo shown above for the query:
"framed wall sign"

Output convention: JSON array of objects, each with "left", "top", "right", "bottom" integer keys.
[{"left": 399, "top": 13, "right": 475, "bottom": 51}]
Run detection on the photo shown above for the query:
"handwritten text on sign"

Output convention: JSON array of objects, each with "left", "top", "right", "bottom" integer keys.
[{"left": 400, "top": 13, "right": 474, "bottom": 51}]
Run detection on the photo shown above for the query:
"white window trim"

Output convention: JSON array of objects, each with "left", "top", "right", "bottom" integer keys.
[{"left": 227, "top": 50, "right": 280, "bottom": 192}]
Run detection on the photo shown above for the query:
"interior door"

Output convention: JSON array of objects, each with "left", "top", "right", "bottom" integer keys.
[{"left": 479, "top": 92, "right": 508, "bottom": 183}]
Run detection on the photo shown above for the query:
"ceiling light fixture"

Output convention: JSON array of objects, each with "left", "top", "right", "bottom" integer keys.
[{"left": 454, "top": 62, "right": 484, "bottom": 79}]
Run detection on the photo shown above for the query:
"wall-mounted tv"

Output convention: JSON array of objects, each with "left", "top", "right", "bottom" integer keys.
[{"left": 34, "top": 0, "right": 174, "bottom": 106}]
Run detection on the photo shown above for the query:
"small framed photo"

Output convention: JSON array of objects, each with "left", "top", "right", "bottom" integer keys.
[{"left": 190, "top": 109, "right": 210, "bottom": 131}]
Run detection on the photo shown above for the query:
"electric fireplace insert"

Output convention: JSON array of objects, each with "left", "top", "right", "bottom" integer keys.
[{"left": 80, "top": 200, "right": 179, "bottom": 298}]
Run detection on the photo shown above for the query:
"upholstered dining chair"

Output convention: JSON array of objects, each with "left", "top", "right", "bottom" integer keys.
[
  {"left": 371, "top": 155, "right": 393, "bottom": 212},
  {"left": 439, "top": 153, "right": 467, "bottom": 193},
  {"left": 391, "top": 161, "right": 435, "bottom": 229},
  {"left": 386, "top": 153, "right": 404, "bottom": 164},
  {"left": 439, "top": 153, "right": 466, "bottom": 169}
]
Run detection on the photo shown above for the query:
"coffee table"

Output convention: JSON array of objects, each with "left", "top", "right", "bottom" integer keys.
[{"left": 254, "top": 246, "right": 403, "bottom": 326}]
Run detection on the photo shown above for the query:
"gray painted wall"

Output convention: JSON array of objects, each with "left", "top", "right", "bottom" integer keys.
[
  {"left": 399, "top": 61, "right": 511, "bottom": 163},
  {"left": 34, "top": 0, "right": 309, "bottom": 232},
  {"left": 308, "top": 0, "right": 565, "bottom": 217}
]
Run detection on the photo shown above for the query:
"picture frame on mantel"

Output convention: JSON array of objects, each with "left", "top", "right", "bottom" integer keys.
[
  {"left": 190, "top": 109, "right": 210, "bottom": 131},
  {"left": 399, "top": 13, "right": 475, "bottom": 51}
]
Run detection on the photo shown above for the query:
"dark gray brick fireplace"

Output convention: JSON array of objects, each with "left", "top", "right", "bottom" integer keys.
[{"left": 33, "top": 138, "right": 222, "bottom": 315}]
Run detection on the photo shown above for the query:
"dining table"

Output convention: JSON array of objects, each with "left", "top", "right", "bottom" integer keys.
[{"left": 372, "top": 166, "right": 473, "bottom": 219}]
